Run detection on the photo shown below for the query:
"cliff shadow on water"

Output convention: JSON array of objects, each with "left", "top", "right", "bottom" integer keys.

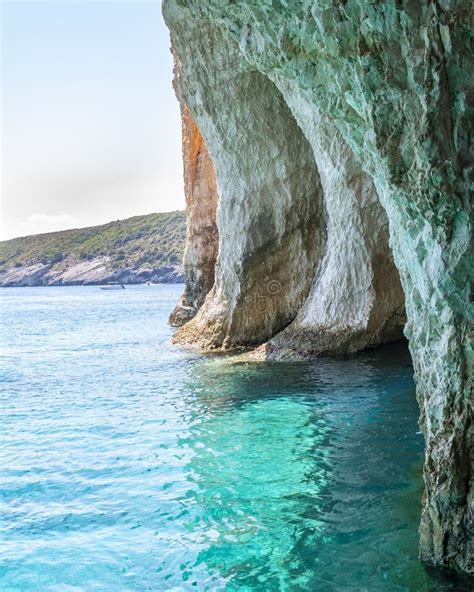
[{"left": 175, "top": 343, "right": 473, "bottom": 591}]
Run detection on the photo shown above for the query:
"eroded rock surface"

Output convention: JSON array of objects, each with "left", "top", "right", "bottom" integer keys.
[
  {"left": 167, "top": 12, "right": 326, "bottom": 348},
  {"left": 164, "top": 0, "right": 473, "bottom": 573},
  {"left": 169, "top": 61, "right": 219, "bottom": 326},
  {"left": 262, "top": 78, "right": 405, "bottom": 357},
  {"left": 165, "top": 4, "right": 405, "bottom": 354}
]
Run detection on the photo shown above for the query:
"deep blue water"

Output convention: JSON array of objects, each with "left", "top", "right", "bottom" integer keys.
[{"left": 1, "top": 285, "right": 471, "bottom": 591}]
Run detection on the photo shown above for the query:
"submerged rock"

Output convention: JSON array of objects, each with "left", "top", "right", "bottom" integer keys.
[{"left": 164, "top": 0, "right": 473, "bottom": 573}]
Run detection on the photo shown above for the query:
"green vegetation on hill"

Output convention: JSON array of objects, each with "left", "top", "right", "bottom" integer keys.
[{"left": 0, "top": 211, "right": 186, "bottom": 271}]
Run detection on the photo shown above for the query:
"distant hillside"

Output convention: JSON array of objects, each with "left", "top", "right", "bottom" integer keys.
[{"left": 0, "top": 211, "right": 186, "bottom": 286}]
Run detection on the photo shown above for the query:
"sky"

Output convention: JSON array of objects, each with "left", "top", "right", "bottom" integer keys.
[{"left": 1, "top": 0, "right": 184, "bottom": 240}]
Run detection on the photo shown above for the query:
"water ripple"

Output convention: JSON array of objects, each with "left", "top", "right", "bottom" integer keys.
[{"left": 1, "top": 286, "right": 472, "bottom": 591}]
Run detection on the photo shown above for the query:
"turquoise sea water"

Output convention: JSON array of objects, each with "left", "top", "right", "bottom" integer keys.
[{"left": 1, "top": 285, "right": 472, "bottom": 591}]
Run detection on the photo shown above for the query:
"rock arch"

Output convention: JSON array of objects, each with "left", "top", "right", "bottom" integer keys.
[
  {"left": 163, "top": 0, "right": 473, "bottom": 574},
  {"left": 168, "top": 14, "right": 326, "bottom": 348},
  {"left": 166, "top": 5, "right": 405, "bottom": 355}
]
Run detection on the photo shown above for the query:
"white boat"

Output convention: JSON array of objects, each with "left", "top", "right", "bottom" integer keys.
[{"left": 100, "top": 283, "right": 125, "bottom": 291}]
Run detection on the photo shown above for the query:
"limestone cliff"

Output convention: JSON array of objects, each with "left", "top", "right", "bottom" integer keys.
[
  {"left": 164, "top": 0, "right": 473, "bottom": 573},
  {"left": 169, "top": 59, "right": 219, "bottom": 325},
  {"left": 167, "top": 9, "right": 404, "bottom": 353}
]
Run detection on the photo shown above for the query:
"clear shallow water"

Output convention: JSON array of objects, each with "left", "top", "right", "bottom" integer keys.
[{"left": 1, "top": 285, "right": 472, "bottom": 591}]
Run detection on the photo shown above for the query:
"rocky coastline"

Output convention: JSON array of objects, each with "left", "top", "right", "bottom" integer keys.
[
  {"left": 0, "top": 257, "right": 182, "bottom": 287},
  {"left": 0, "top": 211, "right": 185, "bottom": 287}
]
